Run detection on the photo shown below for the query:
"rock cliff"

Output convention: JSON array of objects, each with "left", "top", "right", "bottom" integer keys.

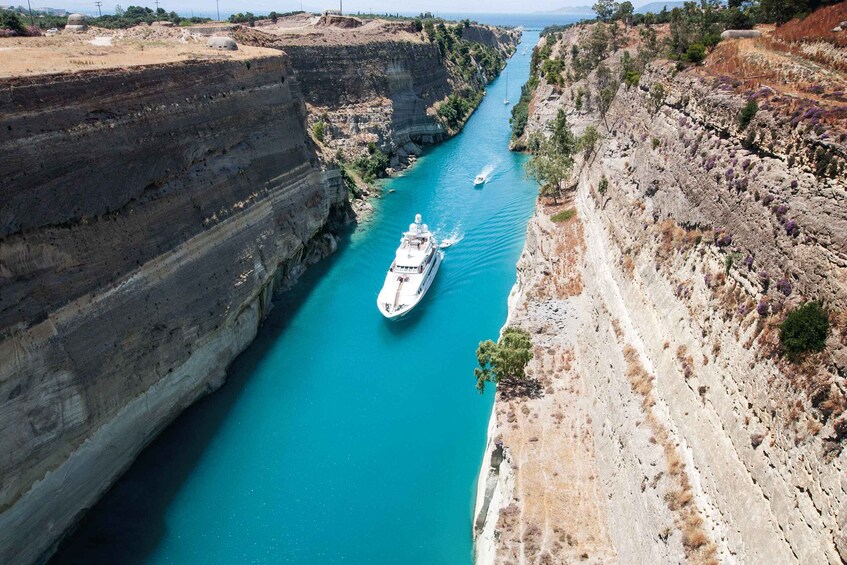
[
  {"left": 0, "top": 20, "right": 517, "bottom": 564},
  {"left": 0, "top": 54, "right": 349, "bottom": 564},
  {"left": 476, "top": 19, "right": 847, "bottom": 564},
  {"left": 234, "top": 23, "right": 519, "bottom": 170}
]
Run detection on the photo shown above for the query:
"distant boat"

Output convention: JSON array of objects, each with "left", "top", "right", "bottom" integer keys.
[
  {"left": 522, "top": 48, "right": 527, "bottom": 55},
  {"left": 474, "top": 175, "right": 486, "bottom": 186},
  {"left": 376, "top": 214, "right": 443, "bottom": 320},
  {"left": 503, "top": 70, "right": 510, "bottom": 104},
  {"left": 439, "top": 240, "right": 453, "bottom": 249}
]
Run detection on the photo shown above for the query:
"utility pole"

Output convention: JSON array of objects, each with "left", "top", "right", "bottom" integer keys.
[
  {"left": 216, "top": 0, "right": 220, "bottom": 21},
  {"left": 339, "top": 0, "right": 342, "bottom": 14},
  {"left": 154, "top": 0, "right": 160, "bottom": 11},
  {"left": 26, "top": 0, "right": 34, "bottom": 25},
  {"left": 95, "top": 1, "right": 102, "bottom": 16}
]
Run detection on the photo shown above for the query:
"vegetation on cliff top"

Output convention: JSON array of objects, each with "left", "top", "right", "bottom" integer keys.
[
  {"left": 424, "top": 20, "right": 506, "bottom": 134},
  {"left": 475, "top": 327, "right": 533, "bottom": 393}
]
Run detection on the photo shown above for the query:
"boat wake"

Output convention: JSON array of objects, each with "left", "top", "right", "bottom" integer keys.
[
  {"left": 475, "top": 163, "right": 496, "bottom": 183},
  {"left": 437, "top": 226, "right": 465, "bottom": 249}
]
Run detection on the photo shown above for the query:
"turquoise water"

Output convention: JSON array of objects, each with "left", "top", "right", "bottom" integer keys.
[{"left": 54, "top": 31, "right": 541, "bottom": 565}]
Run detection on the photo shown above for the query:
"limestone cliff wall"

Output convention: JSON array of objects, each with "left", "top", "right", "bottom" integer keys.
[
  {"left": 283, "top": 41, "right": 455, "bottom": 154},
  {"left": 0, "top": 55, "right": 349, "bottom": 564},
  {"left": 476, "top": 23, "right": 847, "bottom": 564},
  {"left": 233, "top": 25, "right": 519, "bottom": 168}
]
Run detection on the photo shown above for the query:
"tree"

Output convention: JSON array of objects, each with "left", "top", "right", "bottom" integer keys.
[
  {"left": 760, "top": 0, "right": 809, "bottom": 25},
  {"left": 540, "top": 183, "right": 562, "bottom": 204},
  {"left": 593, "top": 0, "right": 619, "bottom": 22},
  {"left": 780, "top": 302, "right": 829, "bottom": 360},
  {"left": 0, "top": 10, "right": 26, "bottom": 35},
  {"left": 549, "top": 109, "right": 576, "bottom": 158},
  {"left": 616, "top": 0, "right": 634, "bottom": 22},
  {"left": 526, "top": 151, "right": 573, "bottom": 195},
  {"left": 578, "top": 125, "right": 601, "bottom": 159},
  {"left": 598, "top": 86, "right": 617, "bottom": 127},
  {"left": 475, "top": 327, "right": 533, "bottom": 393},
  {"left": 649, "top": 82, "right": 665, "bottom": 114}
]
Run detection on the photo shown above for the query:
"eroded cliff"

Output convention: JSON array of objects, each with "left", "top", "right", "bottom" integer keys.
[{"left": 476, "top": 14, "right": 846, "bottom": 564}]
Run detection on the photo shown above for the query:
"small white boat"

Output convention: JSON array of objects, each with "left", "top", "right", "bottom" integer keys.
[
  {"left": 474, "top": 175, "right": 486, "bottom": 186},
  {"left": 376, "top": 214, "right": 443, "bottom": 320},
  {"left": 522, "top": 48, "right": 527, "bottom": 55},
  {"left": 503, "top": 98, "right": 510, "bottom": 105},
  {"left": 439, "top": 240, "right": 453, "bottom": 249}
]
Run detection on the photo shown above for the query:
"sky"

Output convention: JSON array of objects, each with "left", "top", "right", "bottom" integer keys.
[{"left": 34, "top": 0, "right": 608, "bottom": 16}]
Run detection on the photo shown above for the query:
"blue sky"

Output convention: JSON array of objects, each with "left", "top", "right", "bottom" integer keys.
[{"left": 37, "top": 0, "right": 603, "bottom": 16}]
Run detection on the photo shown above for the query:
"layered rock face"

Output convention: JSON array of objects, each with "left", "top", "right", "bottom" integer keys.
[
  {"left": 0, "top": 55, "right": 349, "bottom": 564},
  {"left": 234, "top": 25, "right": 519, "bottom": 168},
  {"left": 284, "top": 41, "right": 455, "bottom": 156},
  {"left": 476, "top": 23, "right": 847, "bottom": 564}
]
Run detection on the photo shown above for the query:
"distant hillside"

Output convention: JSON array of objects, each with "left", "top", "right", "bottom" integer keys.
[
  {"left": 636, "top": 1, "right": 688, "bottom": 13},
  {"left": 541, "top": 5, "right": 596, "bottom": 15},
  {"left": 542, "top": 2, "right": 687, "bottom": 16}
]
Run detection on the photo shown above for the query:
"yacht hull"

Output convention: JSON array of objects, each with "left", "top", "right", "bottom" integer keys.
[{"left": 377, "top": 251, "right": 442, "bottom": 320}]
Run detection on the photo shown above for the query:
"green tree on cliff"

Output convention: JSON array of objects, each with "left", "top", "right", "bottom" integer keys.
[
  {"left": 475, "top": 327, "right": 533, "bottom": 393},
  {"left": 526, "top": 109, "right": 576, "bottom": 201},
  {"left": 593, "top": 0, "right": 620, "bottom": 22}
]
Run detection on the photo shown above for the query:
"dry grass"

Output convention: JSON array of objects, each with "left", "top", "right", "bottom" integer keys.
[
  {"left": 0, "top": 31, "right": 275, "bottom": 77},
  {"left": 540, "top": 201, "right": 586, "bottom": 299},
  {"left": 772, "top": 3, "right": 847, "bottom": 48},
  {"left": 657, "top": 219, "right": 702, "bottom": 260},
  {"left": 621, "top": 341, "right": 717, "bottom": 563}
]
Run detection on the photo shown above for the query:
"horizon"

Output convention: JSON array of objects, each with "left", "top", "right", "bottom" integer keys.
[{"left": 15, "top": 0, "right": 667, "bottom": 18}]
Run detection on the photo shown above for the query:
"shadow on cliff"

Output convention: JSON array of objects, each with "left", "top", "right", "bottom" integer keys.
[{"left": 50, "top": 230, "right": 354, "bottom": 565}]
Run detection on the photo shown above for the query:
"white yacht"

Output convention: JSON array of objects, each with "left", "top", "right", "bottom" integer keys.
[
  {"left": 376, "top": 214, "right": 443, "bottom": 320},
  {"left": 474, "top": 174, "right": 486, "bottom": 186}
]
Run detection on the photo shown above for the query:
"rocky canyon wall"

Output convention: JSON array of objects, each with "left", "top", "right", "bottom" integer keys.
[
  {"left": 234, "top": 24, "right": 519, "bottom": 170},
  {"left": 0, "top": 54, "right": 351, "bottom": 564},
  {"left": 476, "top": 21, "right": 847, "bottom": 564}
]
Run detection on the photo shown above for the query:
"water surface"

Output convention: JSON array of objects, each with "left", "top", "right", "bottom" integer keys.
[{"left": 54, "top": 30, "right": 543, "bottom": 565}]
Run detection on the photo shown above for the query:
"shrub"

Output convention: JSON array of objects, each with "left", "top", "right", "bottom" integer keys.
[
  {"left": 623, "top": 69, "right": 641, "bottom": 87},
  {"left": 0, "top": 10, "right": 26, "bottom": 35},
  {"left": 311, "top": 121, "right": 326, "bottom": 143},
  {"left": 684, "top": 43, "right": 707, "bottom": 64},
  {"left": 353, "top": 148, "right": 389, "bottom": 183},
  {"left": 474, "top": 327, "right": 533, "bottom": 393},
  {"left": 780, "top": 302, "right": 829, "bottom": 359},
  {"left": 598, "top": 175, "right": 609, "bottom": 194},
  {"left": 739, "top": 100, "right": 758, "bottom": 130},
  {"left": 551, "top": 208, "right": 576, "bottom": 222}
]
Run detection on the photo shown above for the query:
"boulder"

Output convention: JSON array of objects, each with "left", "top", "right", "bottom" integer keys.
[
  {"left": 720, "top": 29, "right": 762, "bottom": 39},
  {"left": 65, "top": 13, "right": 87, "bottom": 33},
  {"left": 207, "top": 36, "right": 238, "bottom": 51}
]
